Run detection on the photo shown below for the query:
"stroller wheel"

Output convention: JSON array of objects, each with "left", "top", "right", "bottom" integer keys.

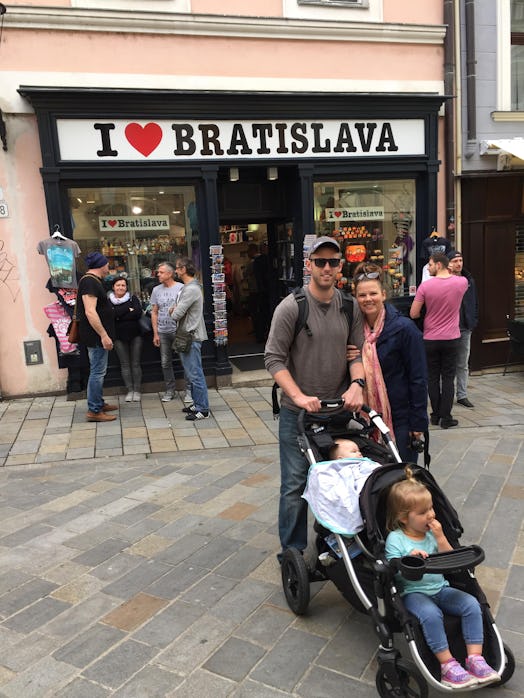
[
  {"left": 281, "top": 548, "right": 310, "bottom": 615},
  {"left": 376, "top": 658, "right": 428, "bottom": 698},
  {"left": 497, "top": 643, "right": 515, "bottom": 686}
]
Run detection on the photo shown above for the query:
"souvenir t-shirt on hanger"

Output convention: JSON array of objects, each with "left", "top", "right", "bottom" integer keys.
[
  {"left": 37, "top": 237, "right": 82, "bottom": 288},
  {"left": 420, "top": 234, "right": 451, "bottom": 261}
]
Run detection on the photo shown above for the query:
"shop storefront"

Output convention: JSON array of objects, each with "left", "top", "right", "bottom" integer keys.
[{"left": 20, "top": 87, "right": 445, "bottom": 393}]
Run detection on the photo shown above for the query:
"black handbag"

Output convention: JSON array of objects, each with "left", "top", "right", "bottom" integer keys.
[{"left": 138, "top": 314, "right": 153, "bottom": 335}]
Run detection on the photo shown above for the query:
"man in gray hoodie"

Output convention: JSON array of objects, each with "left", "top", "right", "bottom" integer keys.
[{"left": 169, "top": 257, "right": 210, "bottom": 420}]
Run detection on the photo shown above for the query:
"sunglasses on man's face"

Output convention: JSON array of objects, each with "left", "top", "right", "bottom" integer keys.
[
  {"left": 355, "top": 271, "right": 381, "bottom": 281},
  {"left": 311, "top": 257, "right": 341, "bottom": 268}
]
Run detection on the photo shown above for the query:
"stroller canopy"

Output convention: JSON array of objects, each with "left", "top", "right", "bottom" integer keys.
[{"left": 302, "top": 458, "right": 382, "bottom": 535}]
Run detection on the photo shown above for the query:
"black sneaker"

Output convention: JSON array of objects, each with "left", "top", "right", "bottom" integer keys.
[
  {"left": 182, "top": 405, "right": 196, "bottom": 414},
  {"left": 457, "top": 398, "right": 474, "bottom": 408},
  {"left": 185, "top": 410, "right": 209, "bottom": 421},
  {"left": 441, "top": 418, "right": 459, "bottom": 429},
  {"left": 430, "top": 414, "right": 440, "bottom": 426}
]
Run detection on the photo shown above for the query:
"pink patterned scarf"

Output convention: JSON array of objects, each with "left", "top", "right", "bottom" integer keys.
[{"left": 361, "top": 307, "right": 396, "bottom": 441}]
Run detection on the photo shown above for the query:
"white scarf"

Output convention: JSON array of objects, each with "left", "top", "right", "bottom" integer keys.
[{"left": 109, "top": 291, "right": 130, "bottom": 305}]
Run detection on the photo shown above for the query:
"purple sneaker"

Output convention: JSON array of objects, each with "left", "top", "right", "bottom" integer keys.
[
  {"left": 440, "top": 659, "right": 477, "bottom": 688},
  {"left": 465, "top": 655, "right": 499, "bottom": 684}
]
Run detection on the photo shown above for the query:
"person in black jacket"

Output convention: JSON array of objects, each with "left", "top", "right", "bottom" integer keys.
[
  {"left": 109, "top": 276, "right": 143, "bottom": 402},
  {"left": 447, "top": 251, "right": 478, "bottom": 408},
  {"left": 352, "top": 262, "right": 428, "bottom": 462}
]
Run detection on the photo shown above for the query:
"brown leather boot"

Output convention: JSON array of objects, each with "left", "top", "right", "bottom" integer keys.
[
  {"left": 102, "top": 403, "right": 118, "bottom": 412},
  {"left": 86, "top": 411, "right": 117, "bottom": 422}
]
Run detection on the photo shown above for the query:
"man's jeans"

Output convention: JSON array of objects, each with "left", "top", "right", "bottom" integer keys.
[
  {"left": 178, "top": 341, "right": 209, "bottom": 412},
  {"left": 424, "top": 338, "right": 459, "bottom": 420},
  {"left": 455, "top": 329, "right": 472, "bottom": 400},
  {"left": 87, "top": 346, "right": 109, "bottom": 413},
  {"left": 114, "top": 336, "right": 143, "bottom": 392},
  {"left": 403, "top": 586, "right": 483, "bottom": 654},
  {"left": 278, "top": 407, "right": 309, "bottom": 552},
  {"left": 158, "top": 331, "right": 177, "bottom": 392}
]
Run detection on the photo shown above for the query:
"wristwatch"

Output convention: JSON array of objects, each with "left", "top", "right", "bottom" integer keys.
[{"left": 351, "top": 378, "right": 366, "bottom": 389}]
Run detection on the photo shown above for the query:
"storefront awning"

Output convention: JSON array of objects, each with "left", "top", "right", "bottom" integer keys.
[{"left": 480, "top": 138, "right": 524, "bottom": 161}]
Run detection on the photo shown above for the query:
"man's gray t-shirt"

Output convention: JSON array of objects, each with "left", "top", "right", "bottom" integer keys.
[
  {"left": 264, "top": 287, "right": 364, "bottom": 412},
  {"left": 150, "top": 282, "right": 183, "bottom": 333}
]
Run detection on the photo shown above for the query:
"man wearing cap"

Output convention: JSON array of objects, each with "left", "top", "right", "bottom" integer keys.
[
  {"left": 76, "top": 252, "right": 118, "bottom": 422},
  {"left": 265, "top": 236, "right": 365, "bottom": 561},
  {"left": 447, "top": 250, "right": 478, "bottom": 408}
]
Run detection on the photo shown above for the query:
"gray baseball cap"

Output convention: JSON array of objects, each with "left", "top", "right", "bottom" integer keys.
[{"left": 308, "top": 236, "right": 340, "bottom": 257}]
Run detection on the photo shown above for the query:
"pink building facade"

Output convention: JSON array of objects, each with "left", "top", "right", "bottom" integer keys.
[{"left": 0, "top": 0, "right": 446, "bottom": 397}]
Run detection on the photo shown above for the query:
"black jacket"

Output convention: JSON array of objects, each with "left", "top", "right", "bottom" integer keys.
[
  {"left": 111, "top": 295, "right": 142, "bottom": 342},
  {"left": 459, "top": 268, "right": 478, "bottom": 331}
]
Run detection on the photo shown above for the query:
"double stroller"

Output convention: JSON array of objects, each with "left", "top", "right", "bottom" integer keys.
[{"left": 280, "top": 400, "right": 515, "bottom": 697}]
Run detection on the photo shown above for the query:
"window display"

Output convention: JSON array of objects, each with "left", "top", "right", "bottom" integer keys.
[
  {"left": 314, "top": 179, "right": 416, "bottom": 296},
  {"left": 68, "top": 185, "right": 197, "bottom": 303}
]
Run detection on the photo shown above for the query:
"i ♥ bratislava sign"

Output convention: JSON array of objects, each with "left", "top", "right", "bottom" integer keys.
[{"left": 56, "top": 119, "right": 425, "bottom": 161}]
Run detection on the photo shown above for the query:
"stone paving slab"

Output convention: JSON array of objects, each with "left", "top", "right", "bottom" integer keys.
[{"left": 0, "top": 375, "right": 522, "bottom": 696}]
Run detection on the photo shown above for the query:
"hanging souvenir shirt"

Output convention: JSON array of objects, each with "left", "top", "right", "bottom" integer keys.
[
  {"left": 420, "top": 236, "right": 451, "bottom": 261},
  {"left": 37, "top": 237, "right": 81, "bottom": 289}
]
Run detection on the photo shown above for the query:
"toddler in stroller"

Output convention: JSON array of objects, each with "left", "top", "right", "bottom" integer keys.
[
  {"left": 385, "top": 466, "right": 499, "bottom": 688},
  {"left": 280, "top": 402, "right": 515, "bottom": 696}
]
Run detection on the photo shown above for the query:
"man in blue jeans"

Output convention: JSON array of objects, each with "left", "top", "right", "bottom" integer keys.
[
  {"left": 76, "top": 252, "right": 118, "bottom": 422},
  {"left": 169, "top": 257, "right": 210, "bottom": 421},
  {"left": 264, "top": 236, "right": 365, "bottom": 561}
]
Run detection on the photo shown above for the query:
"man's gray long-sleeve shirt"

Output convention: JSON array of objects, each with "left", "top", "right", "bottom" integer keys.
[{"left": 264, "top": 287, "right": 364, "bottom": 412}]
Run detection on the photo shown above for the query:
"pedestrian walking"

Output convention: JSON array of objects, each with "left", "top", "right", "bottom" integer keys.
[
  {"left": 352, "top": 262, "right": 428, "bottom": 462},
  {"left": 410, "top": 253, "right": 467, "bottom": 429},
  {"left": 264, "top": 235, "right": 365, "bottom": 561}
]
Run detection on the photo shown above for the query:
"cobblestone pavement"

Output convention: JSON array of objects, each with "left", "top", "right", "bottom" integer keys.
[{"left": 0, "top": 373, "right": 522, "bottom": 697}]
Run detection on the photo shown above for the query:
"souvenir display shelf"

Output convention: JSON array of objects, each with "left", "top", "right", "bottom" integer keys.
[
  {"left": 210, "top": 244, "right": 228, "bottom": 345},
  {"left": 515, "top": 224, "right": 524, "bottom": 319}
]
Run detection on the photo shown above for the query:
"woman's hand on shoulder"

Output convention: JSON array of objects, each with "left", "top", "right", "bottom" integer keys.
[{"left": 346, "top": 344, "right": 360, "bottom": 362}]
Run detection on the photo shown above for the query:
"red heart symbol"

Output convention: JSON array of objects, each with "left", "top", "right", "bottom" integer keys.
[
  {"left": 334, "top": 211, "right": 342, "bottom": 218},
  {"left": 108, "top": 219, "right": 117, "bottom": 228},
  {"left": 125, "top": 122, "right": 162, "bottom": 157}
]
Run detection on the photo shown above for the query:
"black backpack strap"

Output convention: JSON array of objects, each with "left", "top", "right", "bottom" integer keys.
[
  {"left": 292, "top": 286, "right": 311, "bottom": 339},
  {"left": 338, "top": 289, "right": 354, "bottom": 342}
]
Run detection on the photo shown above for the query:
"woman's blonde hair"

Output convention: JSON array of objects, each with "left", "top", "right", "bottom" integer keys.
[{"left": 386, "top": 466, "right": 432, "bottom": 532}]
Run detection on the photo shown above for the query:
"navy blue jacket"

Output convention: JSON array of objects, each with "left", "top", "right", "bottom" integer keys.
[
  {"left": 459, "top": 268, "right": 478, "bottom": 331},
  {"left": 376, "top": 304, "right": 429, "bottom": 433}
]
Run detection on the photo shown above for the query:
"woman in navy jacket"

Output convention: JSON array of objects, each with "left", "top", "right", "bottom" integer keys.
[{"left": 352, "top": 263, "right": 428, "bottom": 462}]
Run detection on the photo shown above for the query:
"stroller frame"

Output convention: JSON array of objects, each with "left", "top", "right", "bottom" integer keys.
[{"left": 281, "top": 401, "right": 515, "bottom": 697}]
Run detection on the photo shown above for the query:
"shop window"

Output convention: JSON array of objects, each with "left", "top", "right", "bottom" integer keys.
[
  {"left": 68, "top": 185, "right": 197, "bottom": 303},
  {"left": 313, "top": 179, "right": 416, "bottom": 297},
  {"left": 512, "top": 0, "right": 524, "bottom": 110}
]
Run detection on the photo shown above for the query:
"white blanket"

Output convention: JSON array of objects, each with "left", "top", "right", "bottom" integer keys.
[{"left": 302, "top": 458, "right": 382, "bottom": 535}]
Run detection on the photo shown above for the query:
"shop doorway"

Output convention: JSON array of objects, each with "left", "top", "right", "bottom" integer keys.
[{"left": 220, "top": 219, "right": 290, "bottom": 371}]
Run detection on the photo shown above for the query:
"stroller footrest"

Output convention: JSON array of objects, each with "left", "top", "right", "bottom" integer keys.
[{"left": 399, "top": 545, "right": 484, "bottom": 580}]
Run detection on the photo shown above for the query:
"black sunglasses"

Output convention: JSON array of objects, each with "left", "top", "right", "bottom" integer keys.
[
  {"left": 355, "top": 271, "right": 381, "bottom": 281},
  {"left": 311, "top": 257, "right": 341, "bottom": 268}
]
